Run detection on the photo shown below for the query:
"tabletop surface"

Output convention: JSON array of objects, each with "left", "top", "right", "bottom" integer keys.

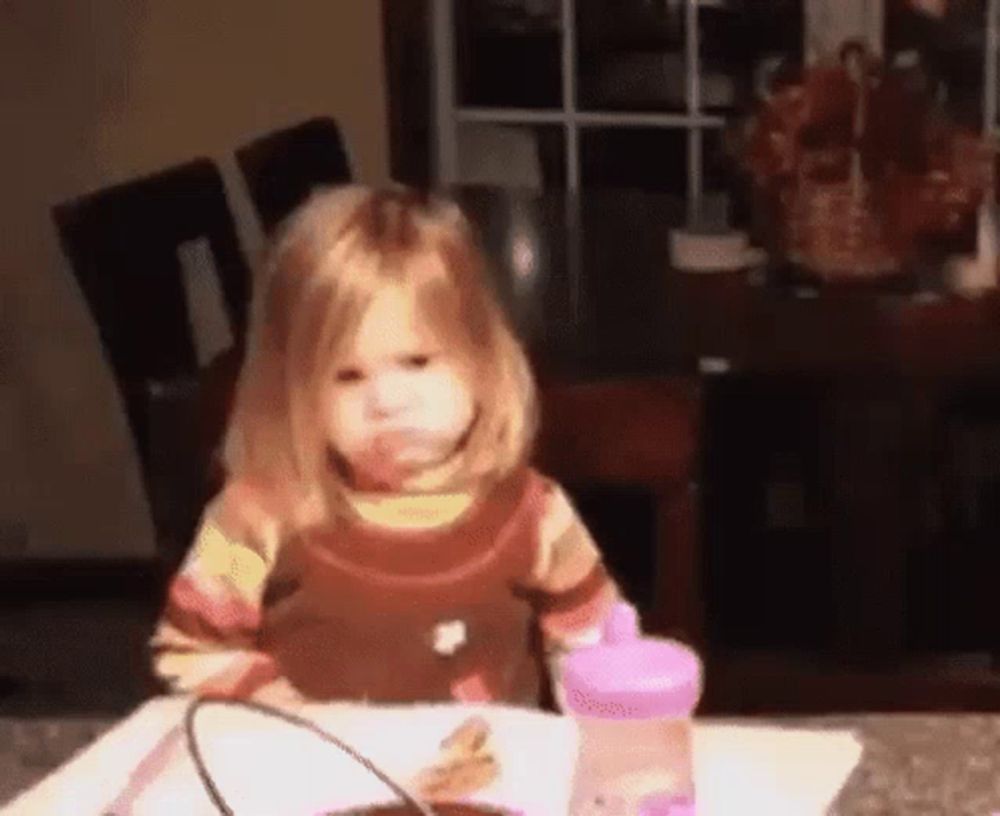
[
  {"left": 775, "top": 714, "right": 1000, "bottom": 815},
  {"left": 4, "top": 710, "right": 1000, "bottom": 814}
]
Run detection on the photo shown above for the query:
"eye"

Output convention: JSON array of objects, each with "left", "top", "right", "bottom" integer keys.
[
  {"left": 334, "top": 367, "right": 365, "bottom": 384},
  {"left": 402, "top": 354, "right": 432, "bottom": 369}
]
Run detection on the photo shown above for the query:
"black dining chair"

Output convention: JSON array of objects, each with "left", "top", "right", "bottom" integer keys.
[
  {"left": 235, "top": 116, "right": 353, "bottom": 235},
  {"left": 52, "top": 158, "right": 253, "bottom": 570}
]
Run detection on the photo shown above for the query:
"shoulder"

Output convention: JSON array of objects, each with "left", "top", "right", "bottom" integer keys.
[
  {"left": 488, "top": 466, "right": 559, "bottom": 521},
  {"left": 210, "top": 479, "right": 279, "bottom": 534},
  {"left": 519, "top": 469, "right": 606, "bottom": 589},
  {"left": 203, "top": 478, "right": 322, "bottom": 562},
  {"left": 492, "top": 468, "right": 584, "bottom": 554},
  {"left": 522, "top": 469, "right": 578, "bottom": 536}
]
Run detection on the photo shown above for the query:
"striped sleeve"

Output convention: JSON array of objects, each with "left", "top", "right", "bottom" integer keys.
[
  {"left": 149, "top": 481, "right": 283, "bottom": 696},
  {"left": 527, "top": 478, "right": 621, "bottom": 654}
]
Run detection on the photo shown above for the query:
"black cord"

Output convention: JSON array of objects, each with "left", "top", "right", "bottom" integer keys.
[{"left": 183, "top": 695, "right": 436, "bottom": 816}]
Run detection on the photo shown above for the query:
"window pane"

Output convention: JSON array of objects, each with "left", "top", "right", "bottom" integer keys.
[
  {"left": 454, "top": 0, "right": 562, "bottom": 109},
  {"left": 575, "top": 0, "right": 687, "bottom": 112},
  {"left": 885, "top": 0, "right": 986, "bottom": 130},
  {"left": 579, "top": 127, "right": 745, "bottom": 231},
  {"left": 580, "top": 127, "right": 688, "bottom": 196},
  {"left": 576, "top": 1, "right": 804, "bottom": 114},
  {"left": 699, "top": 1, "right": 804, "bottom": 116},
  {"left": 456, "top": 123, "right": 565, "bottom": 188}
]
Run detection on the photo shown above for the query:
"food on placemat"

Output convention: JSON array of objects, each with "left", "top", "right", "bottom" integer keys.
[
  {"left": 416, "top": 754, "right": 499, "bottom": 802},
  {"left": 327, "top": 717, "right": 509, "bottom": 816},
  {"left": 440, "top": 715, "right": 491, "bottom": 755},
  {"left": 411, "top": 716, "right": 500, "bottom": 801}
]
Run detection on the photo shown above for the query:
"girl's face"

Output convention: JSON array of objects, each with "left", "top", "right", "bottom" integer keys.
[{"left": 322, "top": 285, "right": 477, "bottom": 490}]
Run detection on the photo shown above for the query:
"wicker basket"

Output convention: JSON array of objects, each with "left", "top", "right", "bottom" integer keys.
[
  {"left": 782, "top": 175, "right": 901, "bottom": 281},
  {"left": 784, "top": 44, "right": 901, "bottom": 282},
  {"left": 746, "top": 42, "right": 994, "bottom": 282}
]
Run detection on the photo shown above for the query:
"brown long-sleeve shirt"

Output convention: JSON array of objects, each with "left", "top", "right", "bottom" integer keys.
[{"left": 150, "top": 467, "right": 619, "bottom": 705}]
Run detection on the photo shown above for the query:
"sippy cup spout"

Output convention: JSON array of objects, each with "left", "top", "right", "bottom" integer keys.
[
  {"left": 602, "top": 602, "right": 641, "bottom": 644},
  {"left": 564, "top": 600, "right": 703, "bottom": 719}
]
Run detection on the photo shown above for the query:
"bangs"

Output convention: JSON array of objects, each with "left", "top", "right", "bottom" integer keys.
[
  {"left": 300, "top": 289, "right": 368, "bottom": 390},
  {"left": 329, "top": 218, "right": 495, "bottom": 367},
  {"left": 409, "top": 259, "right": 494, "bottom": 361}
]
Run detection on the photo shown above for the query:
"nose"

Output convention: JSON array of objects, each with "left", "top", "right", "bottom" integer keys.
[{"left": 366, "top": 370, "right": 413, "bottom": 419}]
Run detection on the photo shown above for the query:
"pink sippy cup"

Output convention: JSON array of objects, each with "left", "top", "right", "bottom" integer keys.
[{"left": 562, "top": 603, "right": 702, "bottom": 816}]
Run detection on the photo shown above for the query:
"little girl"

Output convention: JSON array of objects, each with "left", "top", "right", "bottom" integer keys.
[{"left": 150, "top": 185, "right": 621, "bottom": 708}]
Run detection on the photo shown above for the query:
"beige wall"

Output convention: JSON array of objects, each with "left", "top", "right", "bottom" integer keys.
[{"left": 0, "top": 0, "right": 389, "bottom": 558}]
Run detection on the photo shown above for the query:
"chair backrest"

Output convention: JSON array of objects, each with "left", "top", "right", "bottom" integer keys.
[
  {"left": 536, "top": 378, "right": 700, "bottom": 485},
  {"left": 53, "top": 159, "right": 252, "bottom": 558},
  {"left": 534, "top": 377, "right": 703, "bottom": 641},
  {"left": 236, "top": 117, "right": 353, "bottom": 235}
]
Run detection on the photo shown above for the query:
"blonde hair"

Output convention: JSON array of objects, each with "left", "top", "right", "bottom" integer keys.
[{"left": 223, "top": 184, "right": 538, "bottom": 504}]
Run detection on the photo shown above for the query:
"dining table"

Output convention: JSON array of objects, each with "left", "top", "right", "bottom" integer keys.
[{"left": 4, "top": 700, "right": 1000, "bottom": 814}]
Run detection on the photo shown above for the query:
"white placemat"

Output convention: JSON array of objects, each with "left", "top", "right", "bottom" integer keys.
[
  {"left": 694, "top": 724, "right": 863, "bottom": 815},
  {"left": 3, "top": 698, "right": 863, "bottom": 816},
  {"left": 3, "top": 699, "right": 576, "bottom": 816}
]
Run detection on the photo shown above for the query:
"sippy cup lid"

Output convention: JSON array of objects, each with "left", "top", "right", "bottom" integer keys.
[
  {"left": 638, "top": 792, "right": 697, "bottom": 816},
  {"left": 561, "top": 603, "right": 702, "bottom": 719}
]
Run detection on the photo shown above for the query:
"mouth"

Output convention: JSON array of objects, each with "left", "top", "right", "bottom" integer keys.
[
  {"left": 347, "top": 430, "right": 448, "bottom": 490},
  {"left": 372, "top": 428, "right": 444, "bottom": 455}
]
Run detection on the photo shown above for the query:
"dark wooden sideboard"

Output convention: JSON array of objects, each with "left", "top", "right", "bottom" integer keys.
[{"left": 516, "top": 251, "right": 1000, "bottom": 708}]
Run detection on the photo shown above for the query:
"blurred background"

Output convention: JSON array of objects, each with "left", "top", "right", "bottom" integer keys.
[{"left": 3, "top": 0, "right": 1000, "bottom": 741}]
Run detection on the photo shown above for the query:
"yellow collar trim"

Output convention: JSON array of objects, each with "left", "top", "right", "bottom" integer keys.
[{"left": 343, "top": 490, "right": 477, "bottom": 531}]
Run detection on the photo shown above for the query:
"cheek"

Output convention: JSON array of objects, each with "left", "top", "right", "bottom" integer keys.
[
  {"left": 424, "top": 372, "right": 475, "bottom": 430},
  {"left": 324, "top": 391, "right": 366, "bottom": 448}
]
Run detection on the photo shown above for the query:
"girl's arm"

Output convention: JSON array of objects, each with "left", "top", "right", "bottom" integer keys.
[
  {"left": 527, "top": 478, "right": 624, "bottom": 705},
  {"left": 149, "top": 483, "right": 283, "bottom": 698}
]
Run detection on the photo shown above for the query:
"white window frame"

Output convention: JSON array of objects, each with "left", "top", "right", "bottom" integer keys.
[
  {"left": 429, "top": 0, "right": 1000, "bottom": 300},
  {"left": 431, "top": 0, "right": 725, "bottom": 224},
  {"left": 433, "top": 0, "right": 1000, "bottom": 193}
]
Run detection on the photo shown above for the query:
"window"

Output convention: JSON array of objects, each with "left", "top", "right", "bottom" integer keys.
[
  {"left": 429, "top": 0, "right": 803, "bottom": 339},
  {"left": 431, "top": 0, "right": 803, "bottom": 224}
]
